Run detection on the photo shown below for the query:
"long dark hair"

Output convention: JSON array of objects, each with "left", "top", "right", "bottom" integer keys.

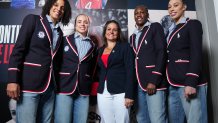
[
  {"left": 41, "top": 0, "right": 71, "bottom": 25},
  {"left": 102, "top": 20, "right": 124, "bottom": 46}
]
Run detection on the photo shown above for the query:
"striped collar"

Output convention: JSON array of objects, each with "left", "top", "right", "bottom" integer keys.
[
  {"left": 46, "top": 15, "right": 60, "bottom": 29},
  {"left": 74, "top": 32, "right": 91, "bottom": 41},
  {"left": 169, "top": 17, "right": 187, "bottom": 32},
  {"left": 134, "top": 20, "right": 151, "bottom": 34}
]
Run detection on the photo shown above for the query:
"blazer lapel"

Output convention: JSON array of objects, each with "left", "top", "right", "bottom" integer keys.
[
  {"left": 107, "top": 42, "right": 119, "bottom": 67},
  {"left": 98, "top": 47, "right": 106, "bottom": 68},
  {"left": 130, "top": 34, "right": 137, "bottom": 54},
  {"left": 136, "top": 26, "right": 150, "bottom": 54},
  {"left": 81, "top": 40, "right": 96, "bottom": 62},
  {"left": 167, "top": 18, "right": 190, "bottom": 47},
  {"left": 40, "top": 16, "right": 53, "bottom": 46},
  {"left": 53, "top": 28, "right": 63, "bottom": 56},
  {"left": 66, "top": 34, "right": 79, "bottom": 56}
]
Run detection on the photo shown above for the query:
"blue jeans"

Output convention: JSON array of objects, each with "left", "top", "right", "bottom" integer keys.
[
  {"left": 16, "top": 85, "right": 55, "bottom": 123},
  {"left": 11, "top": 0, "right": 35, "bottom": 9},
  {"left": 135, "top": 86, "right": 167, "bottom": 123},
  {"left": 168, "top": 85, "right": 208, "bottom": 123},
  {"left": 54, "top": 94, "right": 89, "bottom": 123}
]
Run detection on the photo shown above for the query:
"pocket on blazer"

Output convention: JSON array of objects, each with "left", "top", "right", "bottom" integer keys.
[
  {"left": 59, "top": 72, "right": 71, "bottom": 76},
  {"left": 145, "top": 65, "right": 155, "bottom": 68},
  {"left": 24, "top": 62, "right": 42, "bottom": 67},
  {"left": 173, "top": 59, "right": 189, "bottom": 81},
  {"left": 144, "top": 65, "right": 155, "bottom": 76},
  {"left": 22, "top": 62, "right": 42, "bottom": 85},
  {"left": 175, "top": 59, "right": 190, "bottom": 63}
]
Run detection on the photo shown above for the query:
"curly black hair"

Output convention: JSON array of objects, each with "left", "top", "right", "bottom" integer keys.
[{"left": 41, "top": 0, "right": 71, "bottom": 25}]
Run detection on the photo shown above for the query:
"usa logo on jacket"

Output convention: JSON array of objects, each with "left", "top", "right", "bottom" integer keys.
[
  {"left": 64, "top": 45, "right": 69, "bottom": 52},
  {"left": 38, "top": 31, "right": 45, "bottom": 39}
]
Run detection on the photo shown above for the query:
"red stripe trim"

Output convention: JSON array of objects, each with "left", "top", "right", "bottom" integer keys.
[
  {"left": 175, "top": 59, "right": 190, "bottom": 63},
  {"left": 81, "top": 41, "right": 95, "bottom": 62},
  {"left": 59, "top": 72, "right": 70, "bottom": 75},
  {"left": 167, "top": 19, "right": 190, "bottom": 47},
  {"left": 81, "top": 47, "right": 94, "bottom": 62},
  {"left": 136, "top": 26, "right": 150, "bottom": 54},
  {"left": 166, "top": 66, "right": 204, "bottom": 87},
  {"left": 40, "top": 16, "right": 53, "bottom": 57},
  {"left": 40, "top": 16, "right": 51, "bottom": 42},
  {"left": 145, "top": 65, "right": 155, "bottom": 68},
  {"left": 186, "top": 73, "right": 199, "bottom": 77},
  {"left": 8, "top": 68, "right": 20, "bottom": 71},
  {"left": 24, "top": 62, "right": 42, "bottom": 67},
  {"left": 58, "top": 64, "right": 80, "bottom": 95},
  {"left": 22, "top": 69, "right": 52, "bottom": 93},
  {"left": 58, "top": 80, "right": 78, "bottom": 95},
  {"left": 166, "top": 66, "right": 185, "bottom": 87},
  {"left": 152, "top": 71, "right": 162, "bottom": 75},
  {"left": 198, "top": 83, "right": 208, "bottom": 86},
  {"left": 135, "top": 60, "right": 147, "bottom": 91},
  {"left": 136, "top": 60, "right": 167, "bottom": 90},
  {"left": 66, "top": 37, "right": 78, "bottom": 56}
]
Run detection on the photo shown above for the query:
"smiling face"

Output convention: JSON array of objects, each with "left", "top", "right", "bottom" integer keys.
[
  {"left": 49, "top": 0, "right": 65, "bottom": 24},
  {"left": 105, "top": 22, "right": 119, "bottom": 42},
  {"left": 134, "top": 6, "right": 148, "bottom": 29},
  {"left": 168, "top": 0, "right": 187, "bottom": 24},
  {"left": 75, "top": 14, "right": 90, "bottom": 37}
]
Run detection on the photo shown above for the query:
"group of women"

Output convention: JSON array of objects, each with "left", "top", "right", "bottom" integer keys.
[{"left": 6, "top": 0, "right": 207, "bottom": 123}]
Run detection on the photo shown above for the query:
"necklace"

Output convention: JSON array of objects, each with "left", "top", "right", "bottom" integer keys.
[{"left": 106, "top": 47, "right": 113, "bottom": 50}]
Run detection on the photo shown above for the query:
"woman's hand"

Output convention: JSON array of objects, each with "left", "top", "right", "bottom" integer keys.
[
  {"left": 146, "top": 83, "right": 156, "bottom": 95},
  {"left": 125, "top": 98, "right": 134, "bottom": 108},
  {"left": 184, "top": 86, "right": 197, "bottom": 99},
  {"left": 7, "top": 83, "right": 20, "bottom": 100}
]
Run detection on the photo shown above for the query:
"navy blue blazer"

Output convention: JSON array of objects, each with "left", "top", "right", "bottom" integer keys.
[
  {"left": 8, "top": 14, "right": 62, "bottom": 93},
  {"left": 166, "top": 19, "right": 207, "bottom": 88},
  {"left": 54, "top": 33, "right": 97, "bottom": 95},
  {"left": 130, "top": 22, "right": 167, "bottom": 91},
  {"left": 97, "top": 42, "right": 136, "bottom": 99}
]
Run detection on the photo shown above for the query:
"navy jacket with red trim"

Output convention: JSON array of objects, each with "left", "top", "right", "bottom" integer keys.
[
  {"left": 54, "top": 34, "right": 97, "bottom": 95},
  {"left": 129, "top": 22, "right": 167, "bottom": 91},
  {"left": 166, "top": 19, "right": 207, "bottom": 88},
  {"left": 8, "top": 14, "right": 62, "bottom": 93}
]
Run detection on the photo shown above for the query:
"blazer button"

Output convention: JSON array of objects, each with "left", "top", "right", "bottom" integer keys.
[
  {"left": 167, "top": 50, "right": 169, "bottom": 53},
  {"left": 167, "top": 60, "right": 170, "bottom": 62}
]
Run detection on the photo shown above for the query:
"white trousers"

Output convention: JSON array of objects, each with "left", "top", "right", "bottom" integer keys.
[{"left": 97, "top": 82, "right": 130, "bottom": 123}]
